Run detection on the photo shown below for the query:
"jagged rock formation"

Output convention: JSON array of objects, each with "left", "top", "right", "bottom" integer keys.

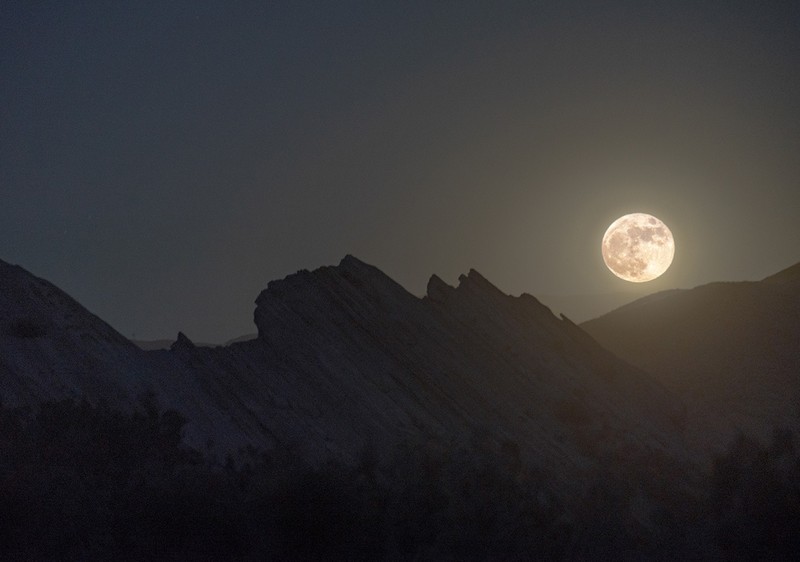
[
  {"left": 170, "top": 331, "right": 196, "bottom": 352},
  {"left": 5, "top": 255, "right": 800, "bottom": 556},
  {"left": 582, "top": 261, "right": 800, "bottom": 458},
  {"left": 247, "top": 257, "right": 687, "bottom": 483},
  {"left": 1, "top": 255, "right": 691, "bottom": 505}
]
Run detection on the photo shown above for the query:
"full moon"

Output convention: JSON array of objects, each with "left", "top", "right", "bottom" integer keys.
[{"left": 601, "top": 213, "right": 675, "bottom": 282}]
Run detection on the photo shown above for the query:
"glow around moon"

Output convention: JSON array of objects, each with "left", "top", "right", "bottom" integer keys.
[{"left": 602, "top": 213, "right": 675, "bottom": 282}]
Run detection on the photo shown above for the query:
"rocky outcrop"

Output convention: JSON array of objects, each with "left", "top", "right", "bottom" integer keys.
[
  {"left": 170, "top": 331, "right": 195, "bottom": 352},
  {"left": 1, "top": 255, "right": 690, "bottom": 503},
  {"left": 249, "top": 255, "right": 688, "bottom": 493}
]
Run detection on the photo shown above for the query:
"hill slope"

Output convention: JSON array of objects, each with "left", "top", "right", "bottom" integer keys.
[
  {"left": 1, "top": 256, "right": 690, "bottom": 503},
  {"left": 582, "top": 262, "right": 800, "bottom": 456},
  {"left": 0, "top": 260, "right": 145, "bottom": 406}
]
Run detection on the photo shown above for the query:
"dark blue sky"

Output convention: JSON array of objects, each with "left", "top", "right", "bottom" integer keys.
[{"left": 3, "top": 1, "right": 799, "bottom": 342}]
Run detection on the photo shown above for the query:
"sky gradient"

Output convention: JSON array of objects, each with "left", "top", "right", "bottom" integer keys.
[{"left": 3, "top": 1, "right": 799, "bottom": 342}]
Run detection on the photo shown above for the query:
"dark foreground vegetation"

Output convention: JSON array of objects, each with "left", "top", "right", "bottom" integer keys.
[{"left": 1, "top": 399, "right": 799, "bottom": 560}]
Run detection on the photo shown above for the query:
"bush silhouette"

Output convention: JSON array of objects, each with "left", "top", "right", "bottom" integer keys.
[
  {"left": 710, "top": 429, "right": 800, "bottom": 558},
  {"left": 12, "top": 398, "right": 799, "bottom": 559},
  {"left": 0, "top": 399, "right": 577, "bottom": 560}
]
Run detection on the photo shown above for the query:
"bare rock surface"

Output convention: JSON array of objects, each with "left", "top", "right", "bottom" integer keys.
[
  {"left": 247, "top": 256, "right": 688, "bottom": 490},
  {"left": 1, "top": 255, "right": 691, "bottom": 502}
]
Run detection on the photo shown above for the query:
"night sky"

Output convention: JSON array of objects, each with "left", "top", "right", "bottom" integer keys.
[{"left": 3, "top": 2, "right": 799, "bottom": 342}]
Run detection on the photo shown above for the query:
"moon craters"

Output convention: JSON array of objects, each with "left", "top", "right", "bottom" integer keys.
[{"left": 602, "top": 213, "right": 674, "bottom": 282}]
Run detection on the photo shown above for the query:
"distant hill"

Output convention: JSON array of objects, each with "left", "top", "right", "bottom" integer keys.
[
  {"left": 223, "top": 333, "right": 257, "bottom": 346},
  {"left": 537, "top": 290, "right": 645, "bottom": 323},
  {"left": 582, "top": 261, "right": 800, "bottom": 458},
  {"left": 132, "top": 338, "right": 217, "bottom": 350},
  {"left": 131, "top": 339, "right": 178, "bottom": 351}
]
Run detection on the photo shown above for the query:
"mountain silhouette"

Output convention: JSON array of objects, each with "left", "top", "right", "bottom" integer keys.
[
  {"left": 4, "top": 255, "right": 800, "bottom": 558},
  {"left": 1, "top": 255, "right": 686, "bottom": 500},
  {"left": 582, "top": 261, "right": 800, "bottom": 458}
]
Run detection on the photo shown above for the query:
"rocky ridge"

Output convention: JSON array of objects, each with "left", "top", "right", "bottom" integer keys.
[{"left": 1, "top": 255, "right": 690, "bottom": 503}]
